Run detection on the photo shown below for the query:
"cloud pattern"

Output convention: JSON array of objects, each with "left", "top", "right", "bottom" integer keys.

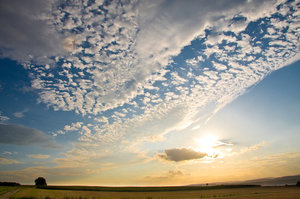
[
  {"left": 21, "top": 0, "right": 299, "bottom": 121},
  {"left": 0, "top": 0, "right": 299, "bottom": 175}
]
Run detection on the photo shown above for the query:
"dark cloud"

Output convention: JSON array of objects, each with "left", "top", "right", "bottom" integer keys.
[
  {"left": 156, "top": 148, "right": 207, "bottom": 162},
  {"left": 0, "top": 0, "right": 65, "bottom": 64},
  {"left": 0, "top": 123, "right": 60, "bottom": 148}
]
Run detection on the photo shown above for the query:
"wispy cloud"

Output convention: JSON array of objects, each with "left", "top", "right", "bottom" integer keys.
[
  {"left": 143, "top": 169, "right": 186, "bottom": 182},
  {"left": 2, "top": 151, "right": 12, "bottom": 155},
  {"left": 0, "top": 165, "right": 95, "bottom": 183},
  {"left": 0, "top": 157, "right": 23, "bottom": 165},
  {"left": 28, "top": 154, "right": 50, "bottom": 159},
  {"left": 231, "top": 151, "right": 300, "bottom": 180},
  {"left": 13, "top": 108, "right": 29, "bottom": 118},
  {"left": 241, "top": 141, "right": 267, "bottom": 153}
]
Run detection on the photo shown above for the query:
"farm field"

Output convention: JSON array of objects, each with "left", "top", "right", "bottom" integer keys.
[
  {"left": 2, "top": 186, "right": 300, "bottom": 199},
  {"left": 0, "top": 186, "right": 18, "bottom": 196}
]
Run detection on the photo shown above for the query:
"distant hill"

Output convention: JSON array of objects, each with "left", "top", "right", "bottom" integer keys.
[
  {"left": 188, "top": 175, "right": 300, "bottom": 187},
  {"left": 240, "top": 175, "right": 300, "bottom": 186}
]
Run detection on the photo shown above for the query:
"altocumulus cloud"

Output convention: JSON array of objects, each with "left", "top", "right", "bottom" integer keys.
[
  {"left": 0, "top": 124, "right": 60, "bottom": 148},
  {"left": 156, "top": 148, "right": 207, "bottom": 162}
]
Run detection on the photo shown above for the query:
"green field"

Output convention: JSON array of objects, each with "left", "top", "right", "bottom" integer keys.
[
  {"left": 0, "top": 186, "right": 18, "bottom": 195},
  {"left": 42, "top": 185, "right": 260, "bottom": 192},
  {"left": 1, "top": 185, "right": 300, "bottom": 199}
]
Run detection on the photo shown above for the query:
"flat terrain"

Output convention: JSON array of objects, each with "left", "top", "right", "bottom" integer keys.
[
  {"left": 1, "top": 186, "right": 300, "bottom": 199},
  {"left": 0, "top": 187, "right": 18, "bottom": 196}
]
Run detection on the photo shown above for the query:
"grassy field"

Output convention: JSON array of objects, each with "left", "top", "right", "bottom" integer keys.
[
  {"left": 42, "top": 185, "right": 260, "bottom": 192},
  {"left": 0, "top": 186, "right": 18, "bottom": 195},
  {"left": 2, "top": 185, "right": 300, "bottom": 199}
]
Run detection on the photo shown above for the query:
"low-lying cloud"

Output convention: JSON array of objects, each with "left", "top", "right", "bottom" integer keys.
[
  {"left": 156, "top": 148, "right": 207, "bottom": 162},
  {"left": 0, "top": 157, "right": 23, "bottom": 165},
  {"left": 28, "top": 154, "right": 50, "bottom": 159},
  {"left": 0, "top": 123, "right": 59, "bottom": 148},
  {"left": 143, "top": 170, "right": 185, "bottom": 182}
]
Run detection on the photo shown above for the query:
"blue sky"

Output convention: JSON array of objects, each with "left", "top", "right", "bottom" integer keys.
[{"left": 0, "top": 0, "right": 299, "bottom": 185}]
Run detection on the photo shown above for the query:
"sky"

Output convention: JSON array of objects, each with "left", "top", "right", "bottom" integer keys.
[{"left": 0, "top": 0, "right": 299, "bottom": 186}]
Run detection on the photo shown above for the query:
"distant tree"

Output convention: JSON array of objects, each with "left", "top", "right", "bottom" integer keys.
[
  {"left": 0, "top": 182, "right": 20, "bottom": 186},
  {"left": 296, "top": 181, "right": 300, "bottom": 186},
  {"left": 35, "top": 177, "right": 47, "bottom": 188}
]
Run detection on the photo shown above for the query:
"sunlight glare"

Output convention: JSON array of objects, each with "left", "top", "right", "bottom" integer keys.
[{"left": 195, "top": 134, "right": 220, "bottom": 156}]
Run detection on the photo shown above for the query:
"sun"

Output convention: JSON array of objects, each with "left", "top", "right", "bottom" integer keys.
[{"left": 195, "top": 134, "right": 220, "bottom": 156}]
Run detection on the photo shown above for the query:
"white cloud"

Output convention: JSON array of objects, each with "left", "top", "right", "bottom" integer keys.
[
  {"left": 213, "top": 62, "right": 227, "bottom": 71},
  {"left": 0, "top": 111, "right": 9, "bottom": 121},
  {"left": 2, "top": 151, "right": 12, "bottom": 155},
  {"left": 13, "top": 108, "right": 29, "bottom": 118},
  {"left": 20, "top": 0, "right": 294, "bottom": 117},
  {"left": 64, "top": 122, "right": 83, "bottom": 132}
]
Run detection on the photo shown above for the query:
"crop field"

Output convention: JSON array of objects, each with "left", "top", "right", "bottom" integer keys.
[
  {"left": 0, "top": 186, "right": 18, "bottom": 196},
  {"left": 1, "top": 186, "right": 300, "bottom": 199}
]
